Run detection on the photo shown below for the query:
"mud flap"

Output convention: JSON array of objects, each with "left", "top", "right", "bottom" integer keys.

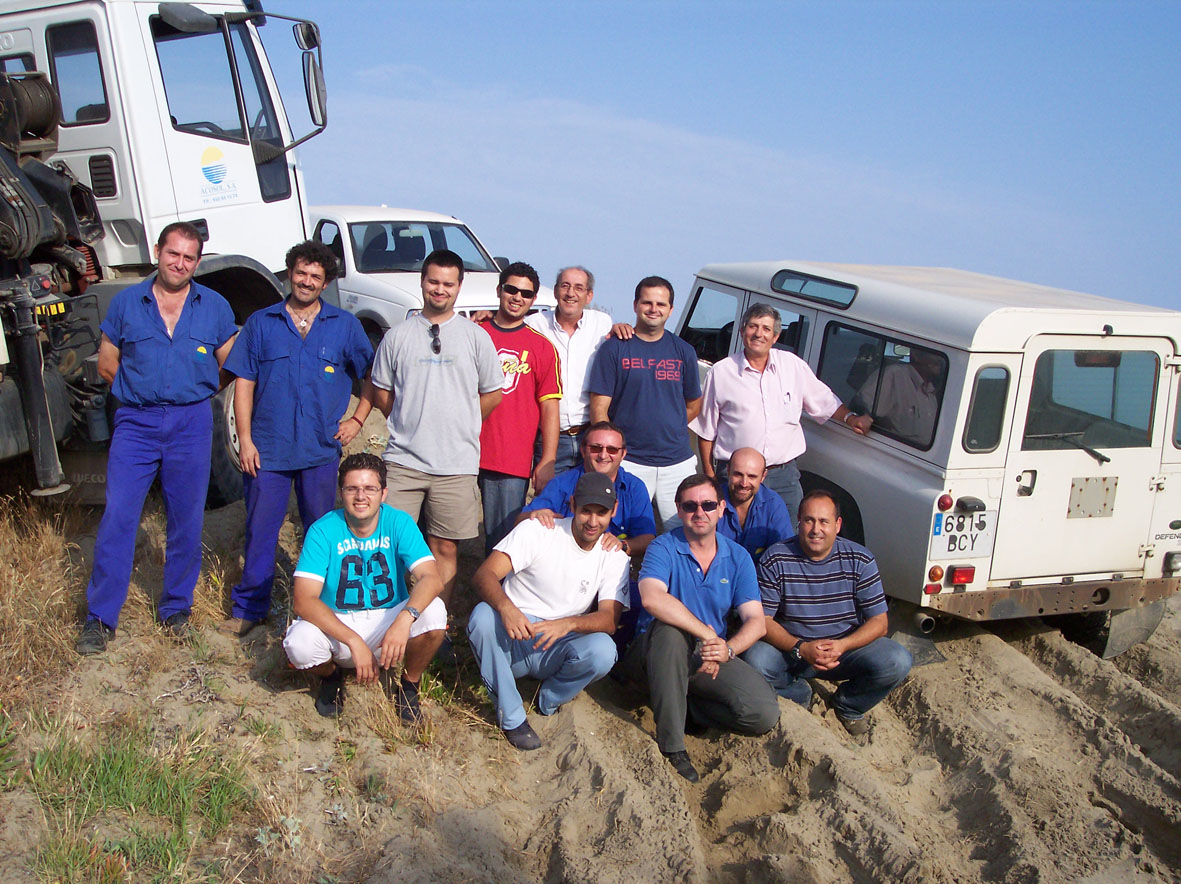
[
  {"left": 887, "top": 601, "right": 945, "bottom": 667},
  {"left": 1100, "top": 600, "right": 1166, "bottom": 659}
]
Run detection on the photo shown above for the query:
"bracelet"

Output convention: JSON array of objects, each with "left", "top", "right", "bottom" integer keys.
[{"left": 348, "top": 415, "right": 364, "bottom": 427}]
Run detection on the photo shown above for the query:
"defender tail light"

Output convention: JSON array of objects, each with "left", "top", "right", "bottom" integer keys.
[
  {"left": 923, "top": 583, "right": 942, "bottom": 595},
  {"left": 949, "top": 566, "right": 976, "bottom": 585},
  {"left": 928, "top": 565, "right": 945, "bottom": 582},
  {"left": 937, "top": 494, "right": 953, "bottom": 511}
]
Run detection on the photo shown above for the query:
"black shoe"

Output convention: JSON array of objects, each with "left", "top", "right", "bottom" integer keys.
[
  {"left": 662, "top": 750, "right": 700, "bottom": 783},
  {"left": 161, "top": 612, "right": 191, "bottom": 638},
  {"left": 76, "top": 619, "right": 114, "bottom": 655},
  {"left": 315, "top": 669, "right": 345, "bottom": 717},
  {"left": 503, "top": 721, "right": 541, "bottom": 750},
  {"left": 837, "top": 714, "right": 871, "bottom": 736},
  {"left": 394, "top": 674, "right": 422, "bottom": 724}
]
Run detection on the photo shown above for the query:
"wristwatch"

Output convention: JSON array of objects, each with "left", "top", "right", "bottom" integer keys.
[
  {"left": 404, "top": 605, "right": 421, "bottom": 622},
  {"left": 788, "top": 643, "right": 803, "bottom": 665},
  {"left": 726, "top": 644, "right": 735, "bottom": 661}
]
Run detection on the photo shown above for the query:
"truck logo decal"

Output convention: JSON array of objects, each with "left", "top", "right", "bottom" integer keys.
[
  {"left": 199, "top": 146, "right": 240, "bottom": 205},
  {"left": 201, "top": 147, "right": 227, "bottom": 184}
]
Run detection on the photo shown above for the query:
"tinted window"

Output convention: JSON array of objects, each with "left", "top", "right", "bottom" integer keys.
[
  {"left": 771, "top": 269, "right": 856, "bottom": 308},
  {"left": 681, "top": 286, "right": 740, "bottom": 365},
  {"left": 819, "top": 323, "right": 947, "bottom": 450},
  {"left": 963, "top": 366, "right": 1009, "bottom": 453},
  {"left": 47, "top": 21, "right": 109, "bottom": 126},
  {"left": 152, "top": 20, "right": 245, "bottom": 141},
  {"left": 1023, "top": 350, "right": 1158, "bottom": 451}
]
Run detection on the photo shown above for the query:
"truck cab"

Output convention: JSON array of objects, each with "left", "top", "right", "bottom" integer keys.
[{"left": 676, "top": 262, "right": 1181, "bottom": 654}]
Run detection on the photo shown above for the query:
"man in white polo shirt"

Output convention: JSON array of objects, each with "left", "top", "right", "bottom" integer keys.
[{"left": 467, "top": 471, "right": 631, "bottom": 750}]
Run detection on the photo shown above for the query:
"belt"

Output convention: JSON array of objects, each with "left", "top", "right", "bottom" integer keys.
[
  {"left": 561, "top": 423, "right": 588, "bottom": 436},
  {"left": 714, "top": 458, "right": 792, "bottom": 471}
]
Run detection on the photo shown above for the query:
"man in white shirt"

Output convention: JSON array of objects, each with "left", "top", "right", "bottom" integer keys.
[
  {"left": 467, "top": 471, "right": 631, "bottom": 750},
  {"left": 526, "top": 266, "right": 613, "bottom": 475}
]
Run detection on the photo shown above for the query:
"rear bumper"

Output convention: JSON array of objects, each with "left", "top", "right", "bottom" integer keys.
[{"left": 923, "top": 576, "right": 1178, "bottom": 621}]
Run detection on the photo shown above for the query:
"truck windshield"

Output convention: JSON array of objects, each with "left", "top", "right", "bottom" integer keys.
[
  {"left": 349, "top": 222, "right": 496, "bottom": 274},
  {"left": 1022, "top": 349, "right": 1158, "bottom": 451}
]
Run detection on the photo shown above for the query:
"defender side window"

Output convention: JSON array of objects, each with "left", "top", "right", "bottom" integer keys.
[
  {"left": 963, "top": 367, "right": 1010, "bottom": 453},
  {"left": 47, "top": 21, "right": 110, "bottom": 126},
  {"left": 681, "top": 286, "right": 739, "bottom": 365},
  {"left": 818, "top": 323, "right": 947, "bottom": 450}
]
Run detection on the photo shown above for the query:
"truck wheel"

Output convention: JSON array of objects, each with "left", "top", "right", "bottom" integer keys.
[{"left": 207, "top": 382, "right": 244, "bottom": 509}]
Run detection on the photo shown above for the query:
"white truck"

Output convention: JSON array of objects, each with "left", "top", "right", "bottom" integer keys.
[
  {"left": 676, "top": 261, "right": 1181, "bottom": 656},
  {"left": 0, "top": 0, "right": 328, "bottom": 505},
  {"left": 311, "top": 205, "right": 556, "bottom": 348}
]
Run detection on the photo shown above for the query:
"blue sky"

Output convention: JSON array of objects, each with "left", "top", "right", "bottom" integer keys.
[{"left": 277, "top": 0, "right": 1179, "bottom": 320}]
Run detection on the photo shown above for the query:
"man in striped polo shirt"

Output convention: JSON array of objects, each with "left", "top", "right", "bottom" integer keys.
[{"left": 743, "top": 489, "right": 912, "bottom": 736}]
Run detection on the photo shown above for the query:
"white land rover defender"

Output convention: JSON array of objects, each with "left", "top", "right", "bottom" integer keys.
[{"left": 676, "top": 262, "right": 1181, "bottom": 656}]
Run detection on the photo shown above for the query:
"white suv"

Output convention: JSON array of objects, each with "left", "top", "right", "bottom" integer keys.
[{"left": 312, "top": 205, "right": 555, "bottom": 347}]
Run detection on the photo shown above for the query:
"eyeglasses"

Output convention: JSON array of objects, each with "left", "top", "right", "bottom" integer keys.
[
  {"left": 429, "top": 323, "right": 441, "bottom": 354},
  {"left": 557, "top": 282, "right": 589, "bottom": 294},
  {"left": 679, "top": 499, "right": 719, "bottom": 513},
  {"left": 501, "top": 283, "right": 537, "bottom": 300},
  {"left": 342, "top": 485, "right": 382, "bottom": 496},
  {"left": 585, "top": 443, "right": 622, "bottom": 455}
]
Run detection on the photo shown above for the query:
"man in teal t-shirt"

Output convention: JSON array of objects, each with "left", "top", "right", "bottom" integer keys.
[{"left": 283, "top": 453, "right": 446, "bottom": 722}]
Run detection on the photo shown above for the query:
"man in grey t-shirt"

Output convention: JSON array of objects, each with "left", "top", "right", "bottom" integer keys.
[{"left": 356, "top": 249, "right": 504, "bottom": 607}]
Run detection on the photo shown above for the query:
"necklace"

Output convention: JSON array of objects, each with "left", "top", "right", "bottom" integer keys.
[{"left": 287, "top": 300, "right": 319, "bottom": 329}]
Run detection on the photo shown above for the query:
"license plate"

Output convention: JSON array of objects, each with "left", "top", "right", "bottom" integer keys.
[{"left": 930, "top": 511, "right": 996, "bottom": 560}]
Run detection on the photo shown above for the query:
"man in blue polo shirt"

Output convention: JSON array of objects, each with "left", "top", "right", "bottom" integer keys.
[
  {"left": 623, "top": 474, "right": 779, "bottom": 782},
  {"left": 518, "top": 421, "right": 655, "bottom": 563},
  {"left": 77, "top": 222, "right": 238, "bottom": 654},
  {"left": 744, "top": 489, "right": 912, "bottom": 737},
  {"left": 716, "top": 448, "right": 793, "bottom": 563},
  {"left": 222, "top": 241, "right": 373, "bottom": 636}
]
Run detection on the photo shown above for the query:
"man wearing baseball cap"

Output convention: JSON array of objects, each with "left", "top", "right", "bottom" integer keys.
[{"left": 468, "top": 471, "right": 631, "bottom": 750}]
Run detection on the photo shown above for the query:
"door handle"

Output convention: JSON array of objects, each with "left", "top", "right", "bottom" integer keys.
[{"left": 1016, "top": 469, "right": 1037, "bottom": 496}]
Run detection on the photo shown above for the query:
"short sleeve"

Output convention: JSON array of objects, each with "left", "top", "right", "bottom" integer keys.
[
  {"left": 766, "top": 493, "right": 793, "bottom": 546},
  {"left": 391, "top": 509, "right": 435, "bottom": 574},
  {"left": 620, "top": 479, "right": 657, "bottom": 538},
  {"left": 370, "top": 327, "right": 397, "bottom": 391},
  {"left": 852, "top": 552, "right": 888, "bottom": 620},
  {"left": 213, "top": 295, "right": 238, "bottom": 347},
  {"left": 796, "top": 357, "right": 842, "bottom": 421},
  {"left": 474, "top": 327, "right": 505, "bottom": 394},
  {"left": 638, "top": 534, "right": 675, "bottom": 586},
  {"left": 756, "top": 549, "right": 784, "bottom": 618},
  {"left": 587, "top": 337, "right": 620, "bottom": 397},
  {"left": 99, "top": 289, "right": 127, "bottom": 345},
  {"left": 729, "top": 543, "right": 759, "bottom": 607},
  {"left": 597, "top": 551, "right": 631, "bottom": 610},
  {"left": 523, "top": 471, "right": 575, "bottom": 516},
  {"left": 222, "top": 313, "right": 261, "bottom": 381},
  {"left": 345, "top": 315, "right": 375, "bottom": 379},
  {"left": 294, "top": 518, "right": 331, "bottom": 583},
  {"left": 494, "top": 519, "right": 544, "bottom": 574},
  {"left": 534, "top": 338, "right": 562, "bottom": 401}
]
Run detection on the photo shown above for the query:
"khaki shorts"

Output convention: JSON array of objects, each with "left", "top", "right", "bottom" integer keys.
[{"left": 384, "top": 461, "right": 481, "bottom": 540}]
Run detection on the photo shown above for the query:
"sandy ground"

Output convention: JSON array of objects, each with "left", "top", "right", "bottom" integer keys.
[{"left": 2, "top": 409, "right": 1179, "bottom": 883}]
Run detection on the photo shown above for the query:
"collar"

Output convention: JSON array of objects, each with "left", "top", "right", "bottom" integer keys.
[
  {"left": 738, "top": 349, "right": 776, "bottom": 374},
  {"left": 668, "top": 526, "right": 732, "bottom": 562}
]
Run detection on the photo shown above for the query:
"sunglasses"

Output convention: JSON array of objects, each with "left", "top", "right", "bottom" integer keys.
[
  {"left": 501, "top": 283, "right": 537, "bottom": 299},
  {"left": 429, "top": 323, "right": 441, "bottom": 354},
  {"left": 585, "top": 443, "right": 622, "bottom": 455},
  {"left": 679, "top": 499, "right": 719, "bottom": 513}
]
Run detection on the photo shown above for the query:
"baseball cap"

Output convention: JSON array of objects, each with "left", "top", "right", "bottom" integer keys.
[{"left": 573, "top": 471, "right": 616, "bottom": 510}]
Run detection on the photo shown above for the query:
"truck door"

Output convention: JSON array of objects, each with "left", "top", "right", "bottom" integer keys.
[
  {"left": 991, "top": 335, "right": 1173, "bottom": 580},
  {"left": 140, "top": 10, "right": 303, "bottom": 271}
]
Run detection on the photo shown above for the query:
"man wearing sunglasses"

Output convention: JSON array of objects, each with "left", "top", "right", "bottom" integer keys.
[
  {"left": 357, "top": 249, "right": 504, "bottom": 609},
  {"left": 623, "top": 475, "right": 779, "bottom": 782},
  {"left": 477, "top": 262, "right": 562, "bottom": 554}
]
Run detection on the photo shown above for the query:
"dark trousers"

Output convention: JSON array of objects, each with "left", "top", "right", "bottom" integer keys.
[
  {"left": 85, "top": 401, "right": 212, "bottom": 629},
  {"left": 624, "top": 621, "right": 780, "bottom": 753},
  {"left": 232, "top": 461, "right": 338, "bottom": 621}
]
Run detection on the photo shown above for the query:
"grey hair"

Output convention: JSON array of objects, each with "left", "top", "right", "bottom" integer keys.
[
  {"left": 555, "top": 266, "right": 595, "bottom": 292},
  {"left": 741, "top": 302, "right": 782, "bottom": 336}
]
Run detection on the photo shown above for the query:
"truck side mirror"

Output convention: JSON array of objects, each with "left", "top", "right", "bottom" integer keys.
[
  {"left": 157, "top": 2, "right": 218, "bottom": 33},
  {"left": 294, "top": 21, "right": 320, "bottom": 50},
  {"left": 303, "top": 52, "right": 327, "bottom": 128}
]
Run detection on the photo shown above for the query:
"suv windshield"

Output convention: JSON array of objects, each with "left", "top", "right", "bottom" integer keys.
[
  {"left": 1022, "top": 349, "right": 1158, "bottom": 451},
  {"left": 349, "top": 222, "right": 496, "bottom": 274}
]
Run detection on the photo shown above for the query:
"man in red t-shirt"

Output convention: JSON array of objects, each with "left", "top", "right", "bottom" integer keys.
[{"left": 479, "top": 262, "right": 562, "bottom": 553}]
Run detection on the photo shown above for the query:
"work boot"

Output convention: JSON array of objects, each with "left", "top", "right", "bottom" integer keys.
[
  {"left": 503, "top": 721, "right": 541, "bottom": 750},
  {"left": 161, "top": 612, "right": 191, "bottom": 639},
  {"left": 76, "top": 619, "right": 114, "bottom": 655},
  {"left": 394, "top": 674, "right": 423, "bottom": 724},
  {"left": 837, "top": 713, "right": 871, "bottom": 736},
  {"left": 315, "top": 668, "right": 345, "bottom": 718}
]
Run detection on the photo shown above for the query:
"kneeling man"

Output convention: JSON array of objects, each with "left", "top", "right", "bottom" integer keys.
[
  {"left": 624, "top": 475, "right": 779, "bottom": 783},
  {"left": 284, "top": 453, "right": 447, "bottom": 722},
  {"left": 468, "top": 472, "right": 630, "bottom": 750},
  {"left": 744, "top": 489, "right": 913, "bottom": 735}
]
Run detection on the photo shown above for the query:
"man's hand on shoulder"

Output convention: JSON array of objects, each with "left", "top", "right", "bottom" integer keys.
[
  {"left": 599, "top": 533, "right": 624, "bottom": 552},
  {"left": 609, "top": 322, "right": 635, "bottom": 340},
  {"left": 526, "top": 508, "right": 558, "bottom": 529}
]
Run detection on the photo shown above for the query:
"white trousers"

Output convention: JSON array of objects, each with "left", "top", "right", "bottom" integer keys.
[
  {"left": 621, "top": 455, "right": 699, "bottom": 530},
  {"left": 283, "top": 596, "right": 447, "bottom": 670}
]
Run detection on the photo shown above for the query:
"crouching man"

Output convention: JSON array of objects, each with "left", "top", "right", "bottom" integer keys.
[
  {"left": 283, "top": 453, "right": 447, "bottom": 723},
  {"left": 623, "top": 475, "right": 779, "bottom": 783},
  {"left": 744, "top": 489, "right": 913, "bottom": 736},
  {"left": 468, "top": 472, "right": 630, "bottom": 751}
]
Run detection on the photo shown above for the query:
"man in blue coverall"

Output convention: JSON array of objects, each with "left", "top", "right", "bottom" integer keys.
[
  {"left": 221, "top": 240, "right": 373, "bottom": 636},
  {"left": 77, "top": 222, "right": 238, "bottom": 654}
]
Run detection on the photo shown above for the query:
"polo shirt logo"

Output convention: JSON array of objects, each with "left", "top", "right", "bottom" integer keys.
[{"left": 720, "top": 578, "right": 729, "bottom": 584}]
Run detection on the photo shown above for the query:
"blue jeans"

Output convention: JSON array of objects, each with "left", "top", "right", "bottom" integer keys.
[
  {"left": 478, "top": 470, "right": 530, "bottom": 555},
  {"left": 85, "top": 402, "right": 212, "bottom": 629},
  {"left": 536, "top": 431, "right": 582, "bottom": 479},
  {"left": 742, "top": 636, "right": 913, "bottom": 719},
  {"left": 233, "top": 461, "right": 338, "bottom": 621},
  {"left": 466, "top": 601, "right": 617, "bottom": 730}
]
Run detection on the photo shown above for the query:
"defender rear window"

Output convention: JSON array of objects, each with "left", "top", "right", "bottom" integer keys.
[
  {"left": 963, "top": 366, "right": 1009, "bottom": 453},
  {"left": 1022, "top": 349, "right": 1157, "bottom": 451},
  {"left": 818, "top": 323, "right": 947, "bottom": 450},
  {"left": 681, "top": 285, "right": 740, "bottom": 365},
  {"left": 47, "top": 21, "right": 109, "bottom": 126},
  {"left": 771, "top": 270, "right": 856, "bottom": 309}
]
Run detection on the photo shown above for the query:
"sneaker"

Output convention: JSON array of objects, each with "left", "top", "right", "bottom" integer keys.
[
  {"left": 217, "top": 616, "right": 265, "bottom": 638},
  {"left": 315, "top": 669, "right": 345, "bottom": 718},
  {"left": 662, "top": 749, "right": 700, "bottom": 783},
  {"left": 394, "top": 674, "right": 422, "bottom": 724},
  {"left": 837, "top": 714, "right": 871, "bottom": 736},
  {"left": 161, "top": 612, "right": 191, "bottom": 638},
  {"left": 503, "top": 721, "right": 541, "bottom": 751},
  {"left": 76, "top": 619, "right": 114, "bottom": 655}
]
